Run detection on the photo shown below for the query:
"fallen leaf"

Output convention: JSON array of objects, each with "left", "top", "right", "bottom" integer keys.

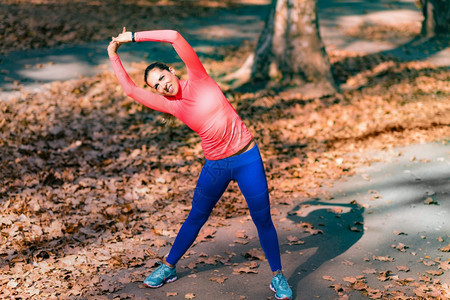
[
  {"left": 424, "top": 197, "right": 439, "bottom": 205},
  {"left": 439, "top": 244, "right": 450, "bottom": 252},
  {"left": 327, "top": 207, "right": 343, "bottom": 214},
  {"left": 210, "top": 276, "right": 227, "bottom": 284},
  {"left": 373, "top": 255, "right": 394, "bottom": 262},
  {"left": 196, "top": 227, "right": 216, "bottom": 242},
  {"left": 396, "top": 265, "right": 410, "bottom": 272},
  {"left": 352, "top": 280, "right": 367, "bottom": 291},
  {"left": 366, "top": 287, "right": 382, "bottom": 299},
  {"left": 187, "top": 262, "right": 198, "bottom": 269},
  {"left": 233, "top": 266, "right": 258, "bottom": 274},
  {"left": 235, "top": 230, "right": 247, "bottom": 239},
  {"left": 426, "top": 270, "right": 443, "bottom": 276},
  {"left": 377, "top": 270, "right": 392, "bottom": 281},
  {"left": 197, "top": 256, "right": 217, "bottom": 265},
  {"left": 244, "top": 248, "right": 266, "bottom": 261},
  {"left": 287, "top": 235, "right": 305, "bottom": 245},
  {"left": 304, "top": 227, "right": 323, "bottom": 235},
  {"left": 422, "top": 260, "right": 436, "bottom": 266},
  {"left": 391, "top": 242, "right": 408, "bottom": 252},
  {"left": 234, "top": 239, "right": 249, "bottom": 245},
  {"left": 242, "top": 261, "right": 258, "bottom": 268},
  {"left": 322, "top": 275, "right": 335, "bottom": 282},
  {"left": 343, "top": 276, "right": 357, "bottom": 284},
  {"left": 348, "top": 226, "right": 362, "bottom": 232},
  {"left": 437, "top": 260, "right": 449, "bottom": 271},
  {"left": 330, "top": 283, "right": 351, "bottom": 294}
]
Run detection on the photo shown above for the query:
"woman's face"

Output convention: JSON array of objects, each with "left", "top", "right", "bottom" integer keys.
[{"left": 146, "top": 67, "right": 180, "bottom": 96}]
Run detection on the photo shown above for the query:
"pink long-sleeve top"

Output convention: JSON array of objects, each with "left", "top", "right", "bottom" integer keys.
[{"left": 109, "top": 30, "right": 253, "bottom": 160}]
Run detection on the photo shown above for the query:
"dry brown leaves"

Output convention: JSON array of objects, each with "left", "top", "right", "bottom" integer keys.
[
  {"left": 344, "top": 22, "right": 421, "bottom": 41},
  {"left": 440, "top": 244, "right": 450, "bottom": 252},
  {"left": 325, "top": 230, "right": 450, "bottom": 300},
  {"left": 287, "top": 235, "right": 305, "bottom": 245},
  {"left": 0, "top": 0, "right": 240, "bottom": 55},
  {"left": 328, "top": 267, "right": 449, "bottom": 299},
  {"left": 243, "top": 248, "right": 266, "bottom": 261},
  {"left": 233, "top": 261, "right": 260, "bottom": 274},
  {"left": 209, "top": 276, "right": 227, "bottom": 284}
]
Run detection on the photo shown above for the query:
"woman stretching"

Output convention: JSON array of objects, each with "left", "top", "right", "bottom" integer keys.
[{"left": 107, "top": 28, "right": 292, "bottom": 300}]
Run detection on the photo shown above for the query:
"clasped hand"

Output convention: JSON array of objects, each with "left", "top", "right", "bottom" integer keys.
[
  {"left": 107, "top": 27, "right": 132, "bottom": 56},
  {"left": 112, "top": 27, "right": 132, "bottom": 43}
]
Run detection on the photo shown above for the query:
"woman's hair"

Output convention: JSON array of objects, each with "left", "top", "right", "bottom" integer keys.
[{"left": 144, "top": 62, "right": 170, "bottom": 86}]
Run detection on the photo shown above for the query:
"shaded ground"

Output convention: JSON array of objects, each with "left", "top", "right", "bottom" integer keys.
[{"left": 0, "top": 0, "right": 449, "bottom": 299}]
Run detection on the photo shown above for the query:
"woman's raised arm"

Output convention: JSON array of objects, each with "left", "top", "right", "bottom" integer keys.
[
  {"left": 115, "top": 29, "right": 208, "bottom": 81},
  {"left": 108, "top": 40, "right": 173, "bottom": 114}
]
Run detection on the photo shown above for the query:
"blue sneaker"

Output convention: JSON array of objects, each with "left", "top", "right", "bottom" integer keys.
[
  {"left": 143, "top": 262, "right": 177, "bottom": 288},
  {"left": 270, "top": 272, "right": 293, "bottom": 300}
]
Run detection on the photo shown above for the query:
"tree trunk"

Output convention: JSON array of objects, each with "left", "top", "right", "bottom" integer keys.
[
  {"left": 419, "top": 0, "right": 450, "bottom": 37},
  {"left": 251, "top": 0, "right": 337, "bottom": 96}
]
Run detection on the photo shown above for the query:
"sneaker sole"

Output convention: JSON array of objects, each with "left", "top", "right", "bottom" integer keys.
[
  {"left": 144, "top": 276, "right": 178, "bottom": 288},
  {"left": 270, "top": 283, "right": 292, "bottom": 300}
]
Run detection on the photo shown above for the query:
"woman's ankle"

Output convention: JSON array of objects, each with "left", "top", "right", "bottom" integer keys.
[
  {"left": 163, "top": 258, "right": 175, "bottom": 268},
  {"left": 272, "top": 269, "right": 283, "bottom": 276}
]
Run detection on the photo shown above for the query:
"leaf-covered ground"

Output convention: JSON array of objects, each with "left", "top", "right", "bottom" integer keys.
[
  {"left": 1, "top": 0, "right": 449, "bottom": 299},
  {"left": 0, "top": 0, "right": 244, "bottom": 55}
]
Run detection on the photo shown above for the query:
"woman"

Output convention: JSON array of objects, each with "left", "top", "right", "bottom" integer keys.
[{"left": 107, "top": 28, "right": 292, "bottom": 300}]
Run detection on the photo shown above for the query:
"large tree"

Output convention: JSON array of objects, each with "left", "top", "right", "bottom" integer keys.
[
  {"left": 228, "top": 0, "right": 337, "bottom": 97},
  {"left": 417, "top": 0, "right": 450, "bottom": 37}
]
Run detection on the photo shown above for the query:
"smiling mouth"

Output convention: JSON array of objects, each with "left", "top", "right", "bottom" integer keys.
[{"left": 166, "top": 84, "right": 173, "bottom": 94}]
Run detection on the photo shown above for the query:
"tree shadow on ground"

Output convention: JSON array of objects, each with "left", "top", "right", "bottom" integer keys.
[
  {"left": 277, "top": 157, "right": 448, "bottom": 299},
  {"left": 332, "top": 35, "right": 450, "bottom": 87},
  {"left": 283, "top": 199, "right": 365, "bottom": 299},
  {"left": 384, "top": 35, "right": 450, "bottom": 64}
]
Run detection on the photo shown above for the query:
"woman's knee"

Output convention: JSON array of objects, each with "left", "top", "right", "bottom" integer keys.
[
  {"left": 185, "top": 206, "right": 211, "bottom": 227},
  {"left": 249, "top": 205, "right": 273, "bottom": 227}
]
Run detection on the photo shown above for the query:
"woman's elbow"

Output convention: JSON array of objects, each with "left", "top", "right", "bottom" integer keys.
[
  {"left": 122, "top": 86, "right": 135, "bottom": 98},
  {"left": 166, "top": 30, "right": 181, "bottom": 41}
]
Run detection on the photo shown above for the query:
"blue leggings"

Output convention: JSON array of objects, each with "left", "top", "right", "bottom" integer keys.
[{"left": 166, "top": 144, "right": 282, "bottom": 272}]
